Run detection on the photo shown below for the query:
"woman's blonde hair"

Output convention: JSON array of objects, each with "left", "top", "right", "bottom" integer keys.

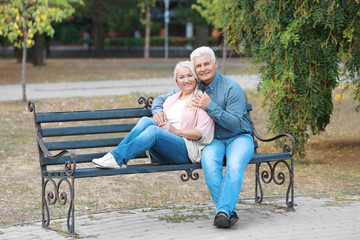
[{"left": 173, "top": 61, "right": 199, "bottom": 109}]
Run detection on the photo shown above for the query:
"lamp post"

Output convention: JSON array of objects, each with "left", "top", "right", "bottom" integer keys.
[{"left": 164, "top": 0, "right": 169, "bottom": 60}]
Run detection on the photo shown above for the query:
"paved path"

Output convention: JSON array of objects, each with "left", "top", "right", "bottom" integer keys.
[
  {"left": 0, "top": 75, "right": 260, "bottom": 101},
  {"left": 0, "top": 196, "right": 359, "bottom": 240}
]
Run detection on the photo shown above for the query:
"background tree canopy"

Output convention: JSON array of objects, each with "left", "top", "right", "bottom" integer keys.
[{"left": 194, "top": 0, "right": 360, "bottom": 157}]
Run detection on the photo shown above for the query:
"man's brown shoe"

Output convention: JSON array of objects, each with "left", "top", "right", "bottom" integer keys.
[{"left": 213, "top": 211, "right": 230, "bottom": 228}]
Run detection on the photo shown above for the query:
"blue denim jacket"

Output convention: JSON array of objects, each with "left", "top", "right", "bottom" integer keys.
[{"left": 152, "top": 72, "right": 252, "bottom": 140}]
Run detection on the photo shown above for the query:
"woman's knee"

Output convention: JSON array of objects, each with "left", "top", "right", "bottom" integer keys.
[
  {"left": 138, "top": 116, "right": 156, "bottom": 126},
  {"left": 143, "top": 125, "right": 161, "bottom": 140}
]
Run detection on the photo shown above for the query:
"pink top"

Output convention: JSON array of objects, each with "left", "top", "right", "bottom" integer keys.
[{"left": 163, "top": 91, "right": 214, "bottom": 163}]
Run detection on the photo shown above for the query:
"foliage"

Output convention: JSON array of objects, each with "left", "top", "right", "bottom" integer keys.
[
  {"left": 105, "top": 0, "right": 147, "bottom": 36},
  {"left": 195, "top": 0, "right": 360, "bottom": 157},
  {"left": 53, "top": 23, "right": 80, "bottom": 44},
  {"left": 0, "top": 0, "right": 83, "bottom": 48},
  {"left": 137, "top": 0, "right": 157, "bottom": 25},
  {"left": 75, "top": 0, "right": 148, "bottom": 37},
  {"left": 104, "top": 36, "right": 219, "bottom": 47},
  {"left": 173, "top": 0, "right": 208, "bottom": 25},
  {"left": 0, "top": 35, "right": 10, "bottom": 46}
]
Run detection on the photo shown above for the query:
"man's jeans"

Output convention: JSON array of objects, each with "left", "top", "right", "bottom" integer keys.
[
  {"left": 201, "top": 134, "right": 254, "bottom": 218},
  {"left": 110, "top": 117, "right": 191, "bottom": 166}
]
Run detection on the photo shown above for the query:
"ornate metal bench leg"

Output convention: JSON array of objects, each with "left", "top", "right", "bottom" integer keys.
[
  {"left": 285, "top": 159, "right": 294, "bottom": 209},
  {"left": 255, "top": 163, "right": 264, "bottom": 203},
  {"left": 255, "top": 160, "right": 294, "bottom": 209},
  {"left": 41, "top": 176, "right": 76, "bottom": 234},
  {"left": 41, "top": 177, "right": 50, "bottom": 228}
]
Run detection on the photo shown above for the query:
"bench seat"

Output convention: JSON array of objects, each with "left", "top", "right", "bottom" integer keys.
[{"left": 43, "top": 152, "right": 291, "bottom": 178}]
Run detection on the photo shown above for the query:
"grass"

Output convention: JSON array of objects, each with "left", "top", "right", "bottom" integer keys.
[
  {"left": 0, "top": 59, "right": 359, "bottom": 227},
  {"left": 0, "top": 57, "right": 258, "bottom": 85}
]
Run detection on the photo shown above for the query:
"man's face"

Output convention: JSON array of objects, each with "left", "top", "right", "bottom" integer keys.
[{"left": 193, "top": 53, "right": 218, "bottom": 87}]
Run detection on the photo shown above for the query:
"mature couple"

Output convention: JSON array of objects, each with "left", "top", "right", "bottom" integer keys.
[{"left": 92, "top": 46, "right": 254, "bottom": 228}]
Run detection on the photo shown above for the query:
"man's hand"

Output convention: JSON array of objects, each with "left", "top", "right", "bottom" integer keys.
[
  {"left": 153, "top": 112, "right": 167, "bottom": 126},
  {"left": 192, "top": 92, "right": 211, "bottom": 110}
]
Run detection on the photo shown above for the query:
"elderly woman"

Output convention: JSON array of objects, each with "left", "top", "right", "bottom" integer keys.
[{"left": 92, "top": 61, "right": 214, "bottom": 168}]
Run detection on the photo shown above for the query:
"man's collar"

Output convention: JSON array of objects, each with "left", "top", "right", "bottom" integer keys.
[{"left": 199, "top": 72, "right": 219, "bottom": 93}]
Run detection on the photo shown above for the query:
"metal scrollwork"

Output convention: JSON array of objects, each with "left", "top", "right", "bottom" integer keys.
[
  {"left": 64, "top": 160, "right": 76, "bottom": 177},
  {"left": 138, "top": 96, "right": 154, "bottom": 109},
  {"left": 180, "top": 169, "right": 199, "bottom": 182},
  {"left": 255, "top": 160, "right": 294, "bottom": 209},
  {"left": 283, "top": 144, "right": 291, "bottom": 154},
  {"left": 42, "top": 177, "right": 75, "bottom": 233},
  {"left": 260, "top": 162, "right": 272, "bottom": 184},
  {"left": 28, "top": 101, "right": 35, "bottom": 112}
]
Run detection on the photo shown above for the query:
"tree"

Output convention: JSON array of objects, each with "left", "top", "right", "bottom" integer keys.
[
  {"left": 194, "top": 0, "right": 360, "bottom": 157},
  {"left": 0, "top": 0, "right": 83, "bottom": 101},
  {"left": 76, "top": 0, "right": 140, "bottom": 57},
  {"left": 138, "top": 0, "right": 156, "bottom": 59},
  {"left": 175, "top": 0, "right": 210, "bottom": 48}
]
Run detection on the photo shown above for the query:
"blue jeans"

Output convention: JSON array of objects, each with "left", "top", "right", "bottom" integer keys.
[
  {"left": 110, "top": 117, "right": 191, "bottom": 166},
  {"left": 201, "top": 134, "right": 254, "bottom": 218}
]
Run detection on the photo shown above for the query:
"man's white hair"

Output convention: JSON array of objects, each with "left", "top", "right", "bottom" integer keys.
[{"left": 190, "top": 46, "right": 216, "bottom": 63}]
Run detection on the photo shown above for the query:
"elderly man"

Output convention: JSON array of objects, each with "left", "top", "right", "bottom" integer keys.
[{"left": 152, "top": 46, "right": 254, "bottom": 228}]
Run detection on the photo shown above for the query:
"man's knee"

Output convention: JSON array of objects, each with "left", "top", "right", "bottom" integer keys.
[{"left": 201, "top": 143, "right": 225, "bottom": 168}]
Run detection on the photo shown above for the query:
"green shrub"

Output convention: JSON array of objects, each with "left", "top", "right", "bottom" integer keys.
[
  {"left": 54, "top": 24, "right": 80, "bottom": 44},
  {"left": 0, "top": 36, "right": 11, "bottom": 47}
]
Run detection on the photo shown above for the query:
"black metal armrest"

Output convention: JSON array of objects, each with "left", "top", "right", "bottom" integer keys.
[
  {"left": 252, "top": 128, "right": 296, "bottom": 157},
  {"left": 36, "top": 133, "right": 77, "bottom": 176}
]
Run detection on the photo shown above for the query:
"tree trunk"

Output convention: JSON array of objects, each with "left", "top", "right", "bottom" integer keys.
[
  {"left": 194, "top": 24, "right": 209, "bottom": 48},
  {"left": 91, "top": 0, "right": 104, "bottom": 58},
  {"left": 32, "top": 33, "right": 46, "bottom": 66},
  {"left": 222, "top": 36, "right": 227, "bottom": 75},
  {"left": 144, "top": 2, "right": 151, "bottom": 59},
  {"left": 22, "top": 33, "right": 27, "bottom": 102},
  {"left": 14, "top": 47, "right": 22, "bottom": 63}
]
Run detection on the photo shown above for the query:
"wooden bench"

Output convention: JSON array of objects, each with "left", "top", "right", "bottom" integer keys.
[{"left": 28, "top": 95, "right": 295, "bottom": 234}]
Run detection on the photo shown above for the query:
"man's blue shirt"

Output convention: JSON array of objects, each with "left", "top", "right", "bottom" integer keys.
[{"left": 152, "top": 72, "right": 252, "bottom": 140}]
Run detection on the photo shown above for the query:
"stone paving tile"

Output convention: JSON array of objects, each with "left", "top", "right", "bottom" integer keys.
[{"left": 0, "top": 196, "right": 359, "bottom": 240}]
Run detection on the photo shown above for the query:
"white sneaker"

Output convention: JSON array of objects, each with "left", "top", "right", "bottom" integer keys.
[{"left": 92, "top": 153, "right": 126, "bottom": 169}]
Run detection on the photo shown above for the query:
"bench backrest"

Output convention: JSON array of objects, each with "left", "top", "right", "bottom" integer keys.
[
  {"left": 29, "top": 97, "right": 153, "bottom": 168},
  {"left": 29, "top": 95, "right": 257, "bottom": 168}
]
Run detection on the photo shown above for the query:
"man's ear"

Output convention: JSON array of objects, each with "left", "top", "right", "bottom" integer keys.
[{"left": 214, "top": 60, "right": 218, "bottom": 68}]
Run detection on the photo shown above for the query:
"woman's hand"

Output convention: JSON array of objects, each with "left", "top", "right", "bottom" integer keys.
[
  {"left": 159, "top": 121, "right": 176, "bottom": 133},
  {"left": 153, "top": 112, "right": 167, "bottom": 126},
  {"left": 159, "top": 122, "right": 201, "bottom": 140}
]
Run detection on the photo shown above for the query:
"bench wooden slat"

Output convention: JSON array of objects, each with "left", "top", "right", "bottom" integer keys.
[
  {"left": 42, "top": 124, "right": 136, "bottom": 137},
  {"left": 45, "top": 163, "right": 203, "bottom": 178},
  {"left": 43, "top": 152, "right": 292, "bottom": 178},
  {"left": 44, "top": 138, "right": 124, "bottom": 151},
  {"left": 251, "top": 152, "right": 291, "bottom": 163},
  {"left": 36, "top": 108, "right": 152, "bottom": 123},
  {"left": 40, "top": 152, "right": 147, "bottom": 166}
]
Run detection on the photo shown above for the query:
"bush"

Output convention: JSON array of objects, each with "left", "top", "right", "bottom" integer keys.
[
  {"left": 54, "top": 24, "right": 80, "bottom": 44},
  {"left": 0, "top": 36, "right": 11, "bottom": 47}
]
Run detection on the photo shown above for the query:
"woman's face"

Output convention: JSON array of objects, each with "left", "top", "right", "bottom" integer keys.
[{"left": 176, "top": 66, "right": 197, "bottom": 94}]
